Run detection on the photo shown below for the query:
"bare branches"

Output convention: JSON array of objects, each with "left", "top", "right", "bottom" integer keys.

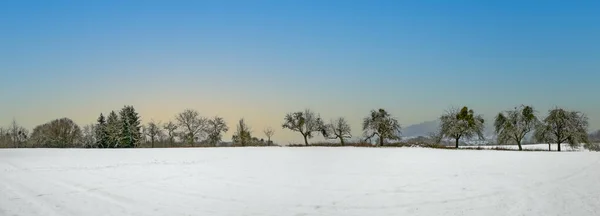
[
  {"left": 9, "top": 119, "right": 28, "bottom": 148},
  {"left": 163, "top": 121, "right": 178, "bottom": 145},
  {"left": 282, "top": 109, "right": 326, "bottom": 145},
  {"left": 175, "top": 109, "right": 208, "bottom": 146},
  {"left": 263, "top": 127, "right": 275, "bottom": 144},
  {"left": 81, "top": 124, "right": 96, "bottom": 148},
  {"left": 494, "top": 105, "right": 540, "bottom": 150},
  {"left": 324, "top": 117, "right": 352, "bottom": 145},
  {"left": 30, "top": 118, "right": 82, "bottom": 148},
  {"left": 535, "top": 107, "right": 589, "bottom": 151},
  {"left": 206, "top": 116, "right": 228, "bottom": 146},
  {"left": 146, "top": 120, "right": 163, "bottom": 148},
  {"left": 438, "top": 106, "right": 485, "bottom": 148},
  {"left": 233, "top": 118, "right": 251, "bottom": 146},
  {"left": 362, "top": 109, "right": 401, "bottom": 146}
]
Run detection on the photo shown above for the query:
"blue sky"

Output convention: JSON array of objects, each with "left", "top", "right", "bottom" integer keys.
[{"left": 1, "top": 0, "right": 599, "bottom": 143}]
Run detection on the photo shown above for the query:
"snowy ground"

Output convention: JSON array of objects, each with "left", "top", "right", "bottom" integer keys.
[{"left": 1, "top": 147, "right": 599, "bottom": 216}]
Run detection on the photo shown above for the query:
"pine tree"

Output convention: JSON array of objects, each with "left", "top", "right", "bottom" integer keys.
[
  {"left": 106, "top": 111, "right": 121, "bottom": 148},
  {"left": 119, "top": 106, "right": 142, "bottom": 148},
  {"left": 95, "top": 113, "right": 108, "bottom": 148}
]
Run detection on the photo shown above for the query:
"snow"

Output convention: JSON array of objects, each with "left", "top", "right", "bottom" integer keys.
[{"left": 1, "top": 147, "right": 599, "bottom": 216}]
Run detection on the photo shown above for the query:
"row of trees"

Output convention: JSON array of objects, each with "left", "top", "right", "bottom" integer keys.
[
  {"left": 0, "top": 106, "right": 278, "bottom": 148},
  {"left": 281, "top": 108, "right": 402, "bottom": 147},
  {"left": 90, "top": 108, "right": 276, "bottom": 148},
  {"left": 280, "top": 106, "right": 597, "bottom": 151},
  {"left": 1, "top": 105, "right": 598, "bottom": 151}
]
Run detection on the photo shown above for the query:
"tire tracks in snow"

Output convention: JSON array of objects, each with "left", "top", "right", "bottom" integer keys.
[{"left": 0, "top": 175, "right": 64, "bottom": 216}]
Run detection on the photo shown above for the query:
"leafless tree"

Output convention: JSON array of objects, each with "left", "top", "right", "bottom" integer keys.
[
  {"left": 263, "top": 127, "right": 275, "bottom": 145},
  {"left": 0, "top": 127, "right": 12, "bottom": 147},
  {"left": 324, "top": 117, "right": 352, "bottom": 145},
  {"left": 9, "top": 119, "right": 29, "bottom": 148},
  {"left": 438, "top": 106, "right": 485, "bottom": 148},
  {"left": 146, "top": 120, "right": 162, "bottom": 148},
  {"left": 494, "top": 105, "right": 540, "bottom": 150},
  {"left": 534, "top": 107, "right": 589, "bottom": 151},
  {"left": 175, "top": 109, "right": 208, "bottom": 147},
  {"left": 163, "top": 121, "right": 178, "bottom": 145},
  {"left": 282, "top": 109, "right": 326, "bottom": 146},
  {"left": 233, "top": 118, "right": 252, "bottom": 146},
  {"left": 81, "top": 124, "right": 97, "bottom": 148},
  {"left": 206, "top": 116, "right": 228, "bottom": 146},
  {"left": 363, "top": 109, "right": 401, "bottom": 146},
  {"left": 30, "top": 118, "right": 82, "bottom": 148},
  {"left": 140, "top": 125, "right": 147, "bottom": 144}
]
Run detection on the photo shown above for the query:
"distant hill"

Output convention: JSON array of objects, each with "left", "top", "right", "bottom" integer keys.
[
  {"left": 402, "top": 120, "right": 440, "bottom": 138},
  {"left": 402, "top": 119, "right": 496, "bottom": 139}
]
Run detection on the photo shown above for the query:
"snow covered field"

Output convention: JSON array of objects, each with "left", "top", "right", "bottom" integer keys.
[{"left": 1, "top": 147, "right": 599, "bottom": 216}]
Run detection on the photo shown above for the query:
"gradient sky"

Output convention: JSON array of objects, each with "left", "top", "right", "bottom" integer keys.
[{"left": 1, "top": 0, "right": 599, "bottom": 143}]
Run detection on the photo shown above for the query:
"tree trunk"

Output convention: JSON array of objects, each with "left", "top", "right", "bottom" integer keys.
[
  {"left": 548, "top": 143, "right": 551, "bottom": 151},
  {"left": 340, "top": 137, "right": 345, "bottom": 146},
  {"left": 151, "top": 139, "right": 154, "bottom": 148},
  {"left": 557, "top": 142, "right": 561, "bottom": 152},
  {"left": 379, "top": 136, "right": 384, "bottom": 147},
  {"left": 303, "top": 135, "right": 309, "bottom": 146},
  {"left": 517, "top": 140, "right": 522, "bottom": 151},
  {"left": 455, "top": 138, "right": 459, "bottom": 149}
]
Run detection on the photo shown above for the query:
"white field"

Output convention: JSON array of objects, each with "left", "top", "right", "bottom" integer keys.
[{"left": 1, "top": 147, "right": 599, "bottom": 216}]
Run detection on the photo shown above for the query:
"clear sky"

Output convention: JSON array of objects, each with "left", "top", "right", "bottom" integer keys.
[{"left": 1, "top": 0, "right": 599, "bottom": 143}]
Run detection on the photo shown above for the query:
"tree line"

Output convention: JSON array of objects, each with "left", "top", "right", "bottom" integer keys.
[{"left": 1, "top": 105, "right": 599, "bottom": 151}]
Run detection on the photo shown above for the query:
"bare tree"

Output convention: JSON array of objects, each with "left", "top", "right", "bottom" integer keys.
[
  {"left": 140, "top": 126, "right": 147, "bottom": 144},
  {"left": 175, "top": 109, "right": 208, "bottom": 147},
  {"left": 263, "top": 127, "right": 275, "bottom": 145},
  {"left": 9, "top": 119, "right": 28, "bottom": 148},
  {"left": 233, "top": 118, "right": 252, "bottom": 146},
  {"left": 494, "top": 105, "right": 540, "bottom": 150},
  {"left": 206, "top": 116, "right": 229, "bottom": 146},
  {"left": 282, "top": 109, "right": 326, "bottom": 146},
  {"left": 81, "top": 124, "right": 97, "bottom": 148},
  {"left": 146, "top": 120, "right": 162, "bottom": 148},
  {"left": 0, "top": 127, "right": 12, "bottom": 148},
  {"left": 29, "top": 118, "right": 82, "bottom": 148},
  {"left": 324, "top": 117, "right": 352, "bottom": 145},
  {"left": 534, "top": 107, "right": 589, "bottom": 151},
  {"left": 163, "top": 121, "right": 178, "bottom": 146},
  {"left": 363, "top": 109, "right": 401, "bottom": 146},
  {"left": 438, "top": 106, "right": 485, "bottom": 148}
]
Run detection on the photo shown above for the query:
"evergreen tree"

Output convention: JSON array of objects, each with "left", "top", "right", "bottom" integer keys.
[
  {"left": 95, "top": 113, "right": 108, "bottom": 148},
  {"left": 119, "top": 106, "right": 142, "bottom": 148},
  {"left": 106, "top": 111, "right": 121, "bottom": 148}
]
